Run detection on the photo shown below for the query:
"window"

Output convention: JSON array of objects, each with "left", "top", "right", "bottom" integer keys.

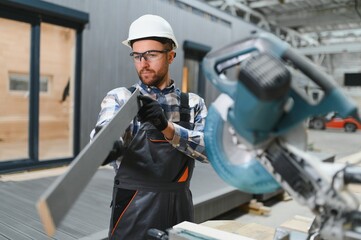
[
  {"left": 39, "top": 23, "right": 75, "bottom": 161},
  {"left": 0, "top": 1, "right": 88, "bottom": 173},
  {"left": 9, "top": 73, "right": 51, "bottom": 92},
  {"left": 0, "top": 19, "right": 30, "bottom": 161}
]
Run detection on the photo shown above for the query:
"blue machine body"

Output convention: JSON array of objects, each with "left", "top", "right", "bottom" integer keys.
[{"left": 202, "top": 32, "right": 359, "bottom": 194}]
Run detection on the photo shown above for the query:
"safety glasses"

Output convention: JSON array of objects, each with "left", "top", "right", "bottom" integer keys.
[{"left": 130, "top": 49, "right": 170, "bottom": 62}]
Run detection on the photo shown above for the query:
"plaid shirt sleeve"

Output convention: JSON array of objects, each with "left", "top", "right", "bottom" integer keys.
[
  {"left": 89, "top": 87, "right": 132, "bottom": 140},
  {"left": 168, "top": 93, "right": 209, "bottom": 163},
  {"left": 90, "top": 87, "right": 209, "bottom": 164}
]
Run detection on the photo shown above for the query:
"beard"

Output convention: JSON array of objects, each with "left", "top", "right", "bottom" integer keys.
[{"left": 138, "top": 68, "right": 167, "bottom": 88}]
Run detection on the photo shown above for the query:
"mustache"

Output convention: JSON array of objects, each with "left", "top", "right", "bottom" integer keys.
[{"left": 140, "top": 68, "right": 154, "bottom": 74}]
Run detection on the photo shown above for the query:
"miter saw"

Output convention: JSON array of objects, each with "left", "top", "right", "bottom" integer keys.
[{"left": 201, "top": 32, "right": 361, "bottom": 240}]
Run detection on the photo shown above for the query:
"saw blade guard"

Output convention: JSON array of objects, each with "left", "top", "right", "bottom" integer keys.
[{"left": 205, "top": 103, "right": 281, "bottom": 193}]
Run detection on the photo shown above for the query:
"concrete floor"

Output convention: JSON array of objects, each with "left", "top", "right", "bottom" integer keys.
[{"left": 307, "top": 128, "right": 361, "bottom": 160}]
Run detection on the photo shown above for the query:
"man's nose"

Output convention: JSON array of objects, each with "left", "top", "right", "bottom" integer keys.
[{"left": 139, "top": 57, "right": 149, "bottom": 66}]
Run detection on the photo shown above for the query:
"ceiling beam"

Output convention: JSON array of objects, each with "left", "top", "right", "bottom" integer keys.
[
  {"left": 248, "top": 0, "right": 279, "bottom": 8},
  {"left": 268, "top": 5, "right": 360, "bottom": 29},
  {"left": 249, "top": 0, "right": 304, "bottom": 9},
  {"left": 301, "top": 22, "right": 361, "bottom": 34},
  {"left": 298, "top": 42, "right": 361, "bottom": 55},
  {"left": 202, "top": 0, "right": 319, "bottom": 47}
]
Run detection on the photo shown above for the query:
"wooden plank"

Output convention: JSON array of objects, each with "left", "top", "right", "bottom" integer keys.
[
  {"left": 279, "top": 215, "right": 314, "bottom": 233},
  {"left": 36, "top": 88, "right": 140, "bottom": 236},
  {"left": 201, "top": 221, "right": 275, "bottom": 240},
  {"left": 171, "top": 221, "right": 255, "bottom": 240},
  {"left": 240, "top": 199, "right": 271, "bottom": 215}
]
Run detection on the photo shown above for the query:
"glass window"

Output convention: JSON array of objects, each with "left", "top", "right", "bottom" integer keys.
[
  {"left": 9, "top": 73, "right": 50, "bottom": 92},
  {"left": 38, "top": 23, "right": 75, "bottom": 160},
  {"left": 0, "top": 18, "right": 31, "bottom": 161}
]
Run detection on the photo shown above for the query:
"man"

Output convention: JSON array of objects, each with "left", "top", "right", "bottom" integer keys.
[{"left": 90, "top": 14, "right": 208, "bottom": 239}]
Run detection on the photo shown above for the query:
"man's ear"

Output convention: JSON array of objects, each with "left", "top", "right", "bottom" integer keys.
[{"left": 169, "top": 51, "right": 176, "bottom": 63}]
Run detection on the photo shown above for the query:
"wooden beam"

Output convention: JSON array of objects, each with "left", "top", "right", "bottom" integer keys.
[{"left": 37, "top": 88, "right": 140, "bottom": 236}]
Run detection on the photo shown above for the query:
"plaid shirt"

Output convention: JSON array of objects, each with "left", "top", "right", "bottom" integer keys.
[{"left": 90, "top": 81, "right": 208, "bottom": 169}]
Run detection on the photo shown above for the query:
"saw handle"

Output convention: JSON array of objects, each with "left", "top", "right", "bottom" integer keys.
[
  {"left": 282, "top": 47, "right": 358, "bottom": 119},
  {"left": 274, "top": 48, "right": 359, "bottom": 133},
  {"left": 202, "top": 32, "right": 289, "bottom": 98},
  {"left": 282, "top": 48, "right": 336, "bottom": 92}
]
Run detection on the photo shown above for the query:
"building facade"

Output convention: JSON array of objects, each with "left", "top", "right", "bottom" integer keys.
[
  {"left": 1, "top": 0, "right": 359, "bottom": 172},
  {"left": 0, "top": 0, "right": 258, "bottom": 172}
]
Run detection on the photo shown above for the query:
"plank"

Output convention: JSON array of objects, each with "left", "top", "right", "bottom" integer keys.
[
  {"left": 171, "top": 221, "right": 255, "bottom": 240},
  {"left": 36, "top": 88, "right": 140, "bottom": 236}
]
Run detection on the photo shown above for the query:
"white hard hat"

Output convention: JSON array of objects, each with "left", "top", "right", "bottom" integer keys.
[{"left": 122, "top": 14, "right": 178, "bottom": 50}]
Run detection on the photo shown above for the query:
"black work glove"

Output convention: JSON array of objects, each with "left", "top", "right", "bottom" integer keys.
[
  {"left": 137, "top": 95, "right": 168, "bottom": 131},
  {"left": 102, "top": 140, "right": 124, "bottom": 166}
]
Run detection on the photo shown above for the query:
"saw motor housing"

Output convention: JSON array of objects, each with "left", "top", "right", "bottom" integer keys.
[{"left": 229, "top": 52, "right": 291, "bottom": 145}]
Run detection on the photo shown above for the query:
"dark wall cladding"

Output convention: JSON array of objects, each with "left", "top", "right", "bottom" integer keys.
[{"left": 43, "top": 0, "right": 259, "bottom": 149}]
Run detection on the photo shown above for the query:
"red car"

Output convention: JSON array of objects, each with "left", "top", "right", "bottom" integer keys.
[
  {"left": 309, "top": 114, "right": 361, "bottom": 132},
  {"left": 325, "top": 116, "right": 361, "bottom": 132}
]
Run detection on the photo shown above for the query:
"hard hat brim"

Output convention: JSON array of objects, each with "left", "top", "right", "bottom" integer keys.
[{"left": 122, "top": 37, "right": 178, "bottom": 50}]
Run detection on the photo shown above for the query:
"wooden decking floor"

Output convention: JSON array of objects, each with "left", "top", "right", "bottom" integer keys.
[
  {"left": 0, "top": 163, "right": 252, "bottom": 240},
  {"left": 0, "top": 167, "right": 113, "bottom": 240}
]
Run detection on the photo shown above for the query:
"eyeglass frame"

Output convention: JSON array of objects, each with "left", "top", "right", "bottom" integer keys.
[{"left": 130, "top": 49, "right": 171, "bottom": 62}]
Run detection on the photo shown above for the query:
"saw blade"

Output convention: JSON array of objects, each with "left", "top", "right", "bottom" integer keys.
[{"left": 204, "top": 97, "right": 280, "bottom": 194}]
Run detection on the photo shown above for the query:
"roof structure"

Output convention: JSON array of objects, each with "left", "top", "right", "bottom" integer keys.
[{"left": 201, "top": 0, "right": 361, "bottom": 52}]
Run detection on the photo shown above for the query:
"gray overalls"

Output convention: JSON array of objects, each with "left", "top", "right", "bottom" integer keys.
[{"left": 108, "top": 93, "right": 194, "bottom": 240}]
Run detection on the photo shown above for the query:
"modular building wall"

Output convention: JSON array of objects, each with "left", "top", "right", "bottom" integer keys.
[{"left": 42, "top": 0, "right": 260, "bottom": 149}]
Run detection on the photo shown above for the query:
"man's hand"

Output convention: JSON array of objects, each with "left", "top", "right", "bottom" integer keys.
[{"left": 137, "top": 95, "right": 168, "bottom": 131}]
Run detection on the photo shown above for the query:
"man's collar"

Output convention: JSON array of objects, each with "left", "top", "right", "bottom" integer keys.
[{"left": 138, "top": 80, "right": 175, "bottom": 94}]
